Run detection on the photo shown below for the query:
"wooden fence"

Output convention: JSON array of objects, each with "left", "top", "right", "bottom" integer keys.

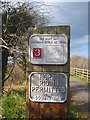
[{"left": 70, "top": 67, "right": 90, "bottom": 80}]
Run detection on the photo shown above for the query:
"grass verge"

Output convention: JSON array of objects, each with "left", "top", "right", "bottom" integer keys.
[
  {"left": 68, "top": 90, "right": 88, "bottom": 120},
  {"left": 70, "top": 73, "right": 88, "bottom": 84},
  {"left": 1, "top": 81, "right": 26, "bottom": 119},
  {"left": 68, "top": 104, "right": 82, "bottom": 120},
  {"left": 68, "top": 90, "right": 81, "bottom": 119}
]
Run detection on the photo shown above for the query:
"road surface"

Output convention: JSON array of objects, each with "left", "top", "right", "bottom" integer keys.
[{"left": 70, "top": 77, "right": 88, "bottom": 115}]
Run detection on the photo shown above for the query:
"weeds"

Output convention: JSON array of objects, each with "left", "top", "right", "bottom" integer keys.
[{"left": 1, "top": 82, "right": 26, "bottom": 119}]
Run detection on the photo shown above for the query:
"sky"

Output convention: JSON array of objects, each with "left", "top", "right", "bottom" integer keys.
[
  {"left": 0, "top": 0, "right": 88, "bottom": 58},
  {"left": 48, "top": 2, "right": 88, "bottom": 58},
  {"left": 1, "top": 0, "right": 89, "bottom": 2}
]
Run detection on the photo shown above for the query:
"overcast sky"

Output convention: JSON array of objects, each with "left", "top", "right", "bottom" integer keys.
[
  {"left": 2, "top": 0, "right": 89, "bottom": 2},
  {"left": 1, "top": 0, "right": 88, "bottom": 57},
  {"left": 48, "top": 2, "right": 88, "bottom": 57}
]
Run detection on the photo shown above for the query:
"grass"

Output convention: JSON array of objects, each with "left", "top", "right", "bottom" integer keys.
[
  {"left": 68, "top": 90, "right": 81, "bottom": 119},
  {"left": 70, "top": 72, "right": 88, "bottom": 84},
  {"left": 68, "top": 104, "right": 82, "bottom": 120},
  {"left": 1, "top": 81, "right": 26, "bottom": 119},
  {"left": 68, "top": 90, "right": 88, "bottom": 120}
]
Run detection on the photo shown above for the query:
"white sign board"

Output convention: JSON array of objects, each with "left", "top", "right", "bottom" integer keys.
[
  {"left": 29, "top": 72, "right": 67, "bottom": 103},
  {"left": 29, "top": 34, "right": 68, "bottom": 64}
]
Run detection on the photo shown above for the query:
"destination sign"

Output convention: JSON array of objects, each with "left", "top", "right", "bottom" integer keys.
[
  {"left": 29, "top": 73, "right": 67, "bottom": 103},
  {"left": 29, "top": 34, "right": 68, "bottom": 64}
]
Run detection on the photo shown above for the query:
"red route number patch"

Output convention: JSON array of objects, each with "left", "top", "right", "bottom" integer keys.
[{"left": 33, "top": 48, "right": 42, "bottom": 58}]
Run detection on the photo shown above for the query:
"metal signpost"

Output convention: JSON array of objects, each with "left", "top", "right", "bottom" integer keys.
[
  {"left": 29, "top": 34, "right": 68, "bottom": 64},
  {"left": 26, "top": 26, "right": 70, "bottom": 119}
]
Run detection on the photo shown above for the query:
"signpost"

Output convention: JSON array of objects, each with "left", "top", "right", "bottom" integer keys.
[
  {"left": 29, "top": 34, "right": 68, "bottom": 64},
  {"left": 26, "top": 26, "right": 70, "bottom": 119}
]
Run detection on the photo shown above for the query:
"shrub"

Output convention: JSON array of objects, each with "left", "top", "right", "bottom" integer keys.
[{"left": 2, "top": 90, "right": 26, "bottom": 119}]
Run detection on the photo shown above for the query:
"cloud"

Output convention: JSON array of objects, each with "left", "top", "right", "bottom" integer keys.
[
  {"left": 48, "top": 2, "right": 88, "bottom": 39},
  {"left": 31, "top": 0, "right": 88, "bottom": 2},
  {"left": 70, "top": 35, "right": 88, "bottom": 57},
  {"left": 71, "top": 35, "right": 88, "bottom": 57},
  {"left": 71, "top": 35, "right": 88, "bottom": 48}
]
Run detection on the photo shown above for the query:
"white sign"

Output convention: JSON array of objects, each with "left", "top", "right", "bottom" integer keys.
[
  {"left": 29, "top": 72, "right": 67, "bottom": 103},
  {"left": 29, "top": 34, "right": 68, "bottom": 64}
]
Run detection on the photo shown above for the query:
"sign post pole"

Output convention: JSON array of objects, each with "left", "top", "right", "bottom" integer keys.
[{"left": 26, "top": 26, "right": 70, "bottom": 119}]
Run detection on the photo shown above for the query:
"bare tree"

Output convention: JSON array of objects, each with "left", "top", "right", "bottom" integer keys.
[
  {"left": 0, "top": 1, "right": 50, "bottom": 90},
  {"left": 70, "top": 55, "right": 88, "bottom": 69}
]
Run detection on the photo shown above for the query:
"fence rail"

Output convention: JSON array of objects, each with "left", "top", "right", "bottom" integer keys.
[{"left": 70, "top": 67, "right": 90, "bottom": 80}]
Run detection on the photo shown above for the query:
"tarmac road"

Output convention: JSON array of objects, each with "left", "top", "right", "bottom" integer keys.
[{"left": 70, "top": 77, "right": 89, "bottom": 114}]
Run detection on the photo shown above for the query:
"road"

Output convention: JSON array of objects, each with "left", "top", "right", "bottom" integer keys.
[{"left": 70, "top": 77, "right": 88, "bottom": 115}]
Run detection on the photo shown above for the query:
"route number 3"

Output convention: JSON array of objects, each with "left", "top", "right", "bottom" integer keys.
[{"left": 33, "top": 48, "right": 42, "bottom": 58}]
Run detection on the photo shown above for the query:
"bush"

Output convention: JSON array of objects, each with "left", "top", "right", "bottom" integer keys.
[{"left": 2, "top": 90, "right": 26, "bottom": 119}]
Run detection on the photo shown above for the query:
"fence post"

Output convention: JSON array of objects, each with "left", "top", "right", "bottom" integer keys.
[
  {"left": 82, "top": 69, "right": 84, "bottom": 79},
  {"left": 74, "top": 68, "right": 77, "bottom": 76},
  {"left": 87, "top": 70, "right": 88, "bottom": 80}
]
